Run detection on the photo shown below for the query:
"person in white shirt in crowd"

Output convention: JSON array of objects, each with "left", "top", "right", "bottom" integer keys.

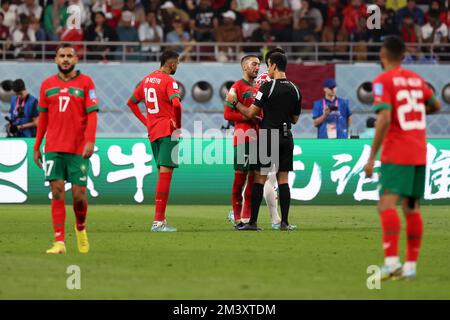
[
  {"left": 0, "top": 0, "right": 18, "bottom": 32},
  {"left": 138, "top": 11, "right": 163, "bottom": 61},
  {"left": 17, "top": 0, "right": 43, "bottom": 21}
]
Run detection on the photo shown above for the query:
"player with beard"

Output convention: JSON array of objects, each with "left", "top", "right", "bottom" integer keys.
[
  {"left": 224, "top": 55, "right": 261, "bottom": 228},
  {"left": 34, "top": 43, "right": 99, "bottom": 254},
  {"left": 127, "top": 50, "right": 182, "bottom": 232}
]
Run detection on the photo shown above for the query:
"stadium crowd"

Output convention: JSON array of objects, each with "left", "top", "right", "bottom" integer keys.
[{"left": 0, "top": 0, "right": 448, "bottom": 61}]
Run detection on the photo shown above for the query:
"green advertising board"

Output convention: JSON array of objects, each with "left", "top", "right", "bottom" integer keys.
[{"left": 0, "top": 138, "right": 449, "bottom": 205}]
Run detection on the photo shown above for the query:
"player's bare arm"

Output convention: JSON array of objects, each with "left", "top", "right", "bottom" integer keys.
[
  {"left": 235, "top": 102, "right": 259, "bottom": 119},
  {"left": 364, "top": 109, "right": 391, "bottom": 178}
]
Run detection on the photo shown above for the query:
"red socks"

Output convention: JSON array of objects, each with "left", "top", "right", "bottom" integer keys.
[
  {"left": 51, "top": 199, "right": 66, "bottom": 242},
  {"left": 241, "top": 175, "right": 254, "bottom": 221},
  {"left": 73, "top": 200, "right": 88, "bottom": 231},
  {"left": 232, "top": 172, "right": 247, "bottom": 221},
  {"left": 406, "top": 212, "right": 423, "bottom": 262},
  {"left": 154, "top": 171, "right": 173, "bottom": 222},
  {"left": 380, "top": 208, "right": 401, "bottom": 258}
]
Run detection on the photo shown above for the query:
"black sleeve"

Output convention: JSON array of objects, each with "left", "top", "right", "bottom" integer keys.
[
  {"left": 253, "top": 82, "right": 270, "bottom": 108},
  {"left": 292, "top": 86, "right": 302, "bottom": 116}
]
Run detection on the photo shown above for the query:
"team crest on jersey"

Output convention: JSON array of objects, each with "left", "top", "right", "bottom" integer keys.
[
  {"left": 373, "top": 83, "right": 383, "bottom": 95},
  {"left": 89, "top": 89, "right": 97, "bottom": 99}
]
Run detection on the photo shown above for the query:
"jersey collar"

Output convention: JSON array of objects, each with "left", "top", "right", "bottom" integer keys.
[
  {"left": 57, "top": 70, "right": 81, "bottom": 82},
  {"left": 241, "top": 78, "right": 253, "bottom": 87}
]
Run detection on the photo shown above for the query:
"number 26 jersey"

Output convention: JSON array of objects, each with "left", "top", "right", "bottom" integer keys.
[{"left": 372, "top": 66, "right": 436, "bottom": 165}]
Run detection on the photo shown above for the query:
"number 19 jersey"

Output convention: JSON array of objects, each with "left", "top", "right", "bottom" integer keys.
[
  {"left": 372, "top": 66, "right": 435, "bottom": 165},
  {"left": 130, "top": 70, "right": 181, "bottom": 142},
  {"left": 38, "top": 71, "right": 99, "bottom": 155}
]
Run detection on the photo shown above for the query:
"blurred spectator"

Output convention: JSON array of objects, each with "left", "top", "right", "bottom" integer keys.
[
  {"left": 67, "top": 0, "right": 91, "bottom": 27},
  {"left": 312, "top": 79, "right": 352, "bottom": 139},
  {"left": 250, "top": 18, "right": 274, "bottom": 43},
  {"left": 397, "top": 0, "right": 424, "bottom": 27},
  {"left": 295, "top": 0, "right": 323, "bottom": 34},
  {"left": 17, "top": 0, "right": 42, "bottom": 21},
  {"left": 160, "top": 1, "right": 191, "bottom": 36},
  {"left": 30, "top": 15, "right": 45, "bottom": 41},
  {"left": 116, "top": 11, "right": 139, "bottom": 60},
  {"left": 268, "top": 0, "right": 293, "bottom": 42},
  {"left": 374, "top": 0, "right": 387, "bottom": 13},
  {"left": 342, "top": 0, "right": 367, "bottom": 35},
  {"left": 215, "top": 10, "right": 243, "bottom": 62},
  {"left": 360, "top": 117, "right": 376, "bottom": 139},
  {"left": 425, "top": 1, "right": 447, "bottom": 25},
  {"left": 321, "top": 15, "right": 348, "bottom": 61},
  {"left": 235, "top": 0, "right": 259, "bottom": 39},
  {"left": 323, "top": 0, "right": 341, "bottom": 27},
  {"left": 166, "top": 15, "right": 194, "bottom": 61},
  {"left": 122, "top": 0, "right": 146, "bottom": 28},
  {"left": 85, "top": 11, "right": 119, "bottom": 61},
  {"left": 12, "top": 13, "right": 36, "bottom": 58},
  {"left": 8, "top": 79, "right": 38, "bottom": 138},
  {"left": 60, "top": 27, "right": 85, "bottom": 58},
  {"left": 292, "top": 17, "right": 316, "bottom": 61},
  {"left": 351, "top": 16, "right": 370, "bottom": 61},
  {"left": 1, "top": 0, "right": 18, "bottom": 32},
  {"left": 138, "top": 11, "right": 163, "bottom": 60},
  {"left": 91, "top": 0, "right": 123, "bottom": 29},
  {"left": 401, "top": 12, "right": 421, "bottom": 56},
  {"left": 43, "top": 0, "right": 69, "bottom": 40},
  {"left": 421, "top": 9, "right": 448, "bottom": 61},
  {"left": 189, "top": 0, "right": 218, "bottom": 42},
  {"left": 386, "top": 0, "right": 406, "bottom": 11},
  {"left": 0, "top": 12, "right": 10, "bottom": 41}
]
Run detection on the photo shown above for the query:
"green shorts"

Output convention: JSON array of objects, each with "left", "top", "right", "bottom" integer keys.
[
  {"left": 151, "top": 136, "right": 179, "bottom": 168},
  {"left": 234, "top": 142, "right": 257, "bottom": 172},
  {"left": 44, "top": 152, "right": 89, "bottom": 186},
  {"left": 379, "top": 163, "right": 426, "bottom": 199}
]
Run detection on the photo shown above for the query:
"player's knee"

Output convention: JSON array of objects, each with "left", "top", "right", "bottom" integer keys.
[{"left": 51, "top": 190, "right": 65, "bottom": 200}]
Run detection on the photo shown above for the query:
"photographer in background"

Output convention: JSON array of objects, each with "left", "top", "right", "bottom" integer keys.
[
  {"left": 312, "top": 79, "right": 352, "bottom": 139},
  {"left": 7, "top": 79, "right": 38, "bottom": 137}
]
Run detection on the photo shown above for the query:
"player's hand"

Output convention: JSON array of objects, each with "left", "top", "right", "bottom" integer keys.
[
  {"left": 364, "top": 159, "right": 375, "bottom": 178},
  {"left": 252, "top": 115, "right": 262, "bottom": 124},
  {"left": 82, "top": 141, "right": 95, "bottom": 159},
  {"left": 33, "top": 149, "right": 43, "bottom": 169}
]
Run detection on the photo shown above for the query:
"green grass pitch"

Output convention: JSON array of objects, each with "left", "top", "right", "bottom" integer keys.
[{"left": 0, "top": 204, "right": 449, "bottom": 299}]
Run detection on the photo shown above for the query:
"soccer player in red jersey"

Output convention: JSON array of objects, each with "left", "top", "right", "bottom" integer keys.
[
  {"left": 33, "top": 44, "right": 99, "bottom": 254},
  {"left": 224, "top": 55, "right": 260, "bottom": 229},
  {"left": 364, "top": 36, "right": 441, "bottom": 280},
  {"left": 127, "top": 50, "right": 182, "bottom": 232}
]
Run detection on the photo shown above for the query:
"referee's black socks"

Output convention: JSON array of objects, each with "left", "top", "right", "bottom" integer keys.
[
  {"left": 279, "top": 183, "right": 291, "bottom": 225},
  {"left": 249, "top": 183, "right": 264, "bottom": 224}
]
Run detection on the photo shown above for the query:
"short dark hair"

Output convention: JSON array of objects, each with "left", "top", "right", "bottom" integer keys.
[
  {"left": 12, "top": 79, "right": 26, "bottom": 93},
  {"left": 382, "top": 35, "right": 406, "bottom": 61},
  {"left": 160, "top": 50, "right": 179, "bottom": 66},
  {"left": 265, "top": 47, "right": 285, "bottom": 66},
  {"left": 428, "top": 9, "right": 440, "bottom": 19},
  {"left": 55, "top": 43, "right": 76, "bottom": 54},
  {"left": 240, "top": 54, "right": 259, "bottom": 66},
  {"left": 269, "top": 52, "right": 287, "bottom": 72}
]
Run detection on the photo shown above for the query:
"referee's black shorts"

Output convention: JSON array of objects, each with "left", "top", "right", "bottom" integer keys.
[{"left": 255, "top": 129, "right": 294, "bottom": 173}]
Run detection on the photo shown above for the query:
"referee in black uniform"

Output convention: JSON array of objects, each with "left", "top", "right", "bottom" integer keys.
[{"left": 230, "top": 52, "right": 302, "bottom": 231}]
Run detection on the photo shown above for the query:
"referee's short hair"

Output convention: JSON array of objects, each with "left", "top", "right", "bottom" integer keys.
[
  {"left": 265, "top": 47, "right": 285, "bottom": 66},
  {"left": 269, "top": 52, "right": 287, "bottom": 72},
  {"left": 160, "top": 50, "right": 179, "bottom": 66}
]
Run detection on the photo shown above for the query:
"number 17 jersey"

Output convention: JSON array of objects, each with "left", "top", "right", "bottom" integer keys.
[
  {"left": 130, "top": 70, "right": 181, "bottom": 142},
  {"left": 372, "top": 66, "right": 436, "bottom": 165}
]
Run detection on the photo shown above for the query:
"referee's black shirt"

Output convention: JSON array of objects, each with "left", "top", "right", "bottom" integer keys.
[{"left": 253, "top": 78, "right": 302, "bottom": 129}]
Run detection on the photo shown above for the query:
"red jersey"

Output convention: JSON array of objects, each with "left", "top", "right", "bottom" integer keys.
[
  {"left": 131, "top": 70, "right": 180, "bottom": 142},
  {"left": 372, "top": 67, "right": 435, "bottom": 165},
  {"left": 38, "top": 71, "right": 99, "bottom": 155},
  {"left": 225, "top": 79, "right": 258, "bottom": 146}
]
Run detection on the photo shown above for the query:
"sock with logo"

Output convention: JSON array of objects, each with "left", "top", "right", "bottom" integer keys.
[
  {"left": 51, "top": 199, "right": 66, "bottom": 242},
  {"left": 73, "top": 200, "right": 87, "bottom": 231},
  {"left": 154, "top": 171, "right": 173, "bottom": 222},
  {"left": 380, "top": 208, "right": 401, "bottom": 259},
  {"left": 241, "top": 175, "right": 254, "bottom": 223},
  {"left": 406, "top": 212, "right": 423, "bottom": 262},
  {"left": 232, "top": 172, "right": 247, "bottom": 222}
]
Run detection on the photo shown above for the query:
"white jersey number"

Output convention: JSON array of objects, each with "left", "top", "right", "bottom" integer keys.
[
  {"left": 144, "top": 87, "right": 160, "bottom": 114},
  {"left": 396, "top": 89, "right": 426, "bottom": 131},
  {"left": 58, "top": 96, "right": 70, "bottom": 112}
]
